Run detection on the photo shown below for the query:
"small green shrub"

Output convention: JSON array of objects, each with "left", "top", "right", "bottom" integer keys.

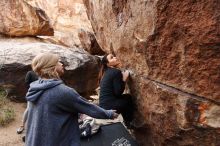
[
  {"left": 0, "top": 88, "right": 7, "bottom": 108},
  {"left": 0, "top": 88, "right": 15, "bottom": 126},
  {"left": 0, "top": 108, "right": 15, "bottom": 126}
]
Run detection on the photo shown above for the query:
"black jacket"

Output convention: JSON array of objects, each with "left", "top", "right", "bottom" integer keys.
[
  {"left": 99, "top": 67, "right": 125, "bottom": 108},
  {"left": 25, "top": 71, "right": 38, "bottom": 88}
]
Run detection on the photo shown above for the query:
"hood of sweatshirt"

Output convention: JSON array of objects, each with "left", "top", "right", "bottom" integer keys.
[{"left": 26, "top": 79, "right": 63, "bottom": 102}]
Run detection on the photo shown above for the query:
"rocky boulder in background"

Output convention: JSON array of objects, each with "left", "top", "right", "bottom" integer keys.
[
  {"left": 0, "top": 0, "right": 53, "bottom": 36},
  {"left": 0, "top": 42, "right": 100, "bottom": 101},
  {"left": 25, "top": 0, "right": 94, "bottom": 49},
  {"left": 84, "top": 0, "right": 220, "bottom": 145},
  {"left": 78, "top": 29, "right": 105, "bottom": 55}
]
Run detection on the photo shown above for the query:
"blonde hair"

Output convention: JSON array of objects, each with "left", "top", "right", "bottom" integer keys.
[{"left": 32, "top": 53, "right": 60, "bottom": 79}]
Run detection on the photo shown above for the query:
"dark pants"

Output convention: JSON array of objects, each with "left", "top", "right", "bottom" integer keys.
[{"left": 101, "top": 94, "right": 134, "bottom": 123}]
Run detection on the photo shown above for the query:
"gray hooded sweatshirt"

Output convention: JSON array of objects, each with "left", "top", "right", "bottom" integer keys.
[{"left": 25, "top": 79, "right": 114, "bottom": 146}]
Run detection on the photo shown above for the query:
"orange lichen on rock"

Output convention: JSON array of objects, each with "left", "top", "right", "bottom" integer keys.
[{"left": 198, "top": 103, "right": 209, "bottom": 125}]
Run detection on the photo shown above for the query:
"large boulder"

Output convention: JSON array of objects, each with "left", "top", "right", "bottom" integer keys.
[
  {"left": 84, "top": 0, "right": 220, "bottom": 101},
  {"left": 0, "top": 42, "right": 100, "bottom": 101},
  {"left": 0, "top": 34, "right": 48, "bottom": 43},
  {"left": 83, "top": 0, "right": 220, "bottom": 145},
  {"left": 25, "top": 0, "right": 94, "bottom": 49},
  {"left": 130, "top": 77, "right": 220, "bottom": 146},
  {"left": 78, "top": 29, "right": 105, "bottom": 55},
  {"left": 0, "top": 0, "right": 54, "bottom": 36}
]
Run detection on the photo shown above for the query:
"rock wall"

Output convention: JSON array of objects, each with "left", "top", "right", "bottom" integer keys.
[
  {"left": 84, "top": 0, "right": 220, "bottom": 145},
  {"left": 25, "top": 0, "right": 96, "bottom": 49},
  {"left": 78, "top": 29, "right": 105, "bottom": 55},
  {"left": 0, "top": 0, "right": 53, "bottom": 36}
]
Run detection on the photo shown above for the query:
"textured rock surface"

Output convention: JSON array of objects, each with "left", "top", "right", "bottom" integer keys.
[
  {"left": 0, "top": 42, "right": 100, "bottom": 101},
  {"left": 78, "top": 29, "right": 105, "bottom": 55},
  {"left": 25, "top": 0, "right": 93, "bottom": 48},
  {"left": 130, "top": 77, "right": 220, "bottom": 146},
  {"left": 0, "top": 0, "right": 53, "bottom": 36},
  {"left": 84, "top": 0, "right": 220, "bottom": 145},
  {"left": 84, "top": 0, "right": 220, "bottom": 101},
  {"left": 0, "top": 34, "right": 48, "bottom": 44}
]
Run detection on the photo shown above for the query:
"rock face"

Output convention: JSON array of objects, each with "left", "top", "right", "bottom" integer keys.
[
  {"left": 78, "top": 29, "right": 105, "bottom": 55},
  {"left": 0, "top": 42, "right": 100, "bottom": 101},
  {"left": 25, "top": 0, "right": 94, "bottom": 49},
  {"left": 84, "top": 0, "right": 220, "bottom": 145},
  {"left": 0, "top": 0, "right": 53, "bottom": 36},
  {"left": 130, "top": 77, "right": 220, "bottom": 146}
]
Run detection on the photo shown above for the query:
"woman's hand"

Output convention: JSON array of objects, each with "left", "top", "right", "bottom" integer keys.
[
  {"left": 111, "top": 110, "right": 119, "bottom": 119},
  {"left": 122, "top": 70, "right": 130, "bottom": 82}
]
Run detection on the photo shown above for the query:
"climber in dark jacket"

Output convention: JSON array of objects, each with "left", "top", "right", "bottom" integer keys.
[
  {"left": 17, "top": 71, "right": 38, "bottom": 135},
  {"left": 98, "top": 54, "right": 134, "bottom": 127},
  {"left": 25, "top": 71, "right": 38, "bottom": 88},
  {"left": 25, "top": 53, "right": 118, "bottom": 146}
]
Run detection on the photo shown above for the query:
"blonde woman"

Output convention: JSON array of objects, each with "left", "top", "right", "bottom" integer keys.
[{"left": 25, "top": 53, "right": 118, "bottom": 146}]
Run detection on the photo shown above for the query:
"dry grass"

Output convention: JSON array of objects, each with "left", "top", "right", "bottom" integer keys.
[{"left": 0, "top": 88, "right": 15, "bottom": 126}]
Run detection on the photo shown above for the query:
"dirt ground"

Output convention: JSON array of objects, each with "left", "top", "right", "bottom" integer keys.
[{"left": 0, "top": 102, "right": 26, "bottom": 146}]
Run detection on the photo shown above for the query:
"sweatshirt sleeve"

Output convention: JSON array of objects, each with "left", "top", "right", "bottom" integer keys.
[
  {"left": 57, "top": 87, "right": 114, "bottom": 119},
  {"left": 113, "top": 70, "right": 125, "bottom": 97}
]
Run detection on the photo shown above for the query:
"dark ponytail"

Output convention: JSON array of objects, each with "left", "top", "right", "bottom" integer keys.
[{"left": 98, "top": 54, "right": 108, "bottom": 85}]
